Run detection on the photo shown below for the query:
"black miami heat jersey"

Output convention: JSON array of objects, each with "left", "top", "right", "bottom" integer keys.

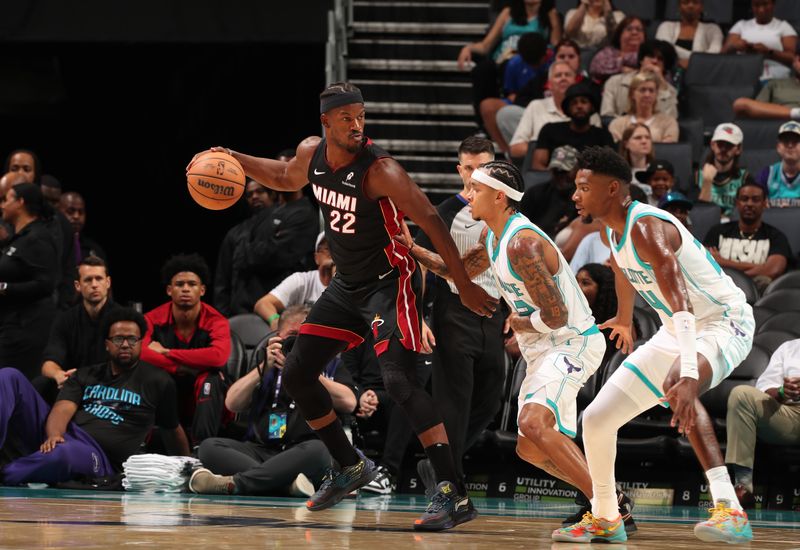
[{"left": 308, "top": 137, "right": 411, "bottom": 284}]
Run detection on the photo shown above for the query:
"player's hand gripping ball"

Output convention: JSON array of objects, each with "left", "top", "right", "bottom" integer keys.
[{"left": 186, "top": 151, "right": 245, "bottom": 210}]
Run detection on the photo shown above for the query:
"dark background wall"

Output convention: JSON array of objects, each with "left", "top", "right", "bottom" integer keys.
[{"left": 0, "top": 1, "right": 329, "bottom": 308}]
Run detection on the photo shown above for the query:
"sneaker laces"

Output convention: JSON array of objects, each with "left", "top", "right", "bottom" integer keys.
[
  {"left": 317, "top": 467, "right": 336, "bottom": 491},
  {"left": 707, "top": 503, "right": 733, "bottom": 523},
  {"left": 571, "top": 512, "right": 596, "bottom": 528},
  {"left": 425, "top": 491, "right": 451, "bottom": 514}
]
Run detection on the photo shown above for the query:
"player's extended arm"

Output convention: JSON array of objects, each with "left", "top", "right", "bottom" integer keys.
[
  {"left": 506, "top": 230, "right": 568, "bottom": 333},
  {"left": 367, "top": 159, "right": 497, "bottom": 316},
  {"left": 403, "top": 225, "right": 490, "bottom": 281}
]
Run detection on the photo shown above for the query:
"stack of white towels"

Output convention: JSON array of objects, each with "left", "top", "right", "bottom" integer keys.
[{"left": 122, "top": 454, "right": 202, "bottom": 493}]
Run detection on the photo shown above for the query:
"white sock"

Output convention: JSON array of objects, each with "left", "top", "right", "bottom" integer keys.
[
  {"left": 583, "top": 382, "right": 644, "bottom": 520},
  {"left": 706, "top": 466, "right": 742, "bottom": 511},
  {"left": 791, "top": 107, "right": 800, "bottom": 120}
]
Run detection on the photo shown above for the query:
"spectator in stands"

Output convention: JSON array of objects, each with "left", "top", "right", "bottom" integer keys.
[
  {"left": 697, "top": 123, "right": 751, "bottom": 216},
  {"left": 59, "top": 191, "right": 106, "bottom": 263},
  {"left": 656, "top": 0, "right": 723, "bottom": 69},
  {"left": 459, "top": 0, "right": 561, "bottom": 124},
  {"left": 191, "top": 305, "right": 357, "bottom": 497},
  {"left": 570, "top": 226, "right": 610, "bottom": 272},
  {"left": 658, "top": 190, "right": 693, "bottom": 228},
  {"left": 755, "top": 121, "right": 800, "bottom": 207},
  {"left": 608, "top": 71, "right": 680, "bottom": 143},
  {"left": 141, "top": 253, "right": 232, "bottom": 446},
  {"left": 40, "top": 175, "right": 62, "bottom": 210},
  {"left": 0, "top": 183, "right": 58, "bottom": 380},
  {"left": 254, "top": 233, "right": 333, "bottom": 330},
  {"left": 564, "top": 0, "right": 624, "bottom": 50},
  {"left": 601, "top": 40, "right": 679, "bottom": 118},
  {"left": 36, "top": 255, "right": 123, "bottom": 403},
  {"left": 495, "top": 39, "right": 587, "bottom": 150},
  {"left": 214, "top": 177, "right": 275, "bottom": 316},
  {"left": 3, "top": 149, "right": 41, "bottom": 184},
  {"left": 724, "top": 0, "right": 797, "bottom": 82},
  {"left": 589, "top": 15, "right": 645, "bottom": 83},
  {"left": 520, "top": 145, "right": 579, "bottom": 237},
  {"left": 532, "top": 81, "right": 613, "bottom": 170},
  {"left": 640, "top": 159, "right": 676, "bottom": 206},
  {"left": 0, "top": 173, "right": 15, "bottom": 247},
  {"left": 733, "top": 47, "right": 800, "bottom": 121},
  {"left": 0, "top": 308, "right": 189, "bottom": 486},
  {"left": 725, "top": 337, "right": 800, "bottom": 507},
  {"left": 480, "top": 32, "right": 550, "bottom": 156},
  {"left": 619, "top": 122, "right": 654, "bottom": 185},
  {"left": 508, "top": 61, "right": 601, "bottom": 160},
  {"left": 704, "top": 181, "right": 791, "bottom": 292}
]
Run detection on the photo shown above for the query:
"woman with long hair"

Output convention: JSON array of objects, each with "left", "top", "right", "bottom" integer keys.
[
  {"left": 619, "top": 122, "right": 654, "bottom": 184},
  {"left": 608, "top": 71, "right": 679, "bottom": 142},
  {"left": 656, "top": 0, "right": 723, "bottom": 69}
]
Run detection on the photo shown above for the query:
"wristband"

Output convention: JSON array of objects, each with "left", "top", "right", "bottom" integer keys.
[
  {"left": 267, "top": 313, "right": 280, "bottom": 324},
  {"left": 673, "top": 311, "right": 698, "bottom": 379},
  {"left": 529, "top": 311, "right": 556, "bottom": 333},
  {"left": 779, "top": 386, "right": 785, "bottom": 400}
]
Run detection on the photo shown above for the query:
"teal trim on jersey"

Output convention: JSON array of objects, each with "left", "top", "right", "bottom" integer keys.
[
  {"left": 546, "top": 398, "right": 577, "bottom": 438},
  {"left": 622, "top": 361, "right": 670, "bottom": 408},
  {"left": 582, "top": 325, "right": 600, "bottom": 336},
  {"left": 486, "top": 228, "right": 495, "bottom": 258},
  {"left": 492, "top": 213, "right": 521, "bottom": 262},
  {"left": 555, "top": 275, "right": 582, "bottom": 337},
  {"left": 613, "top": 201, "right": 641, "bottom": 252},
  {"left": 679, "top": 264, "right": 730, "bottom": 316},
  {"left": 627, "top": 211, "right": 676, "bottom": 271},
  {"left": 692, "top": 238, "right": 722, "bottom": 275}
]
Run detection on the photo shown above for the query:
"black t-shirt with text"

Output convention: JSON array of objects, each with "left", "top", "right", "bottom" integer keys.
[
  {"left": 703, "top": 221, "right": 792, "bottom": 265},
  {"left": 535, "top": 121, "right": 615, "bottom": 155},
  {"left": 58, "top": 361, "right": 179, "bottom": 468}
]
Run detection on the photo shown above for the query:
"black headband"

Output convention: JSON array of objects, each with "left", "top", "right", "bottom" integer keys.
[{"left": 320, "top": 91, "right": 364, "bottom": 114}]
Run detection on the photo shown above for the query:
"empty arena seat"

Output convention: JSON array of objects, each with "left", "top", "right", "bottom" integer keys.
[
  {"left": 654, "top": 142, "right": 692, "bottom": 191},
  {"left": 734, "top": 119, "right": 784, "bottom": 149},
  {"left": 740, "top": 148, "right": 780, "bottom": 176},
  {"left": 685, "top": 54, "right": 763, "bottom": 87},
  {"left": 762, "top": 208, "right": 800, "bottom": 259},
  {"left": 757, "top": 311, "right": 800, "bottom": 335},
  {"left": 686, "top": 85, "right": 757, "bottom": 132},
  {"left": 722, "top": 266, "right": 760, "bottom": 305},
  {"left": 228, "top": 313, "right": 270, "bottom": 349},
  {"left": 612, "top": 0, "right": 657, "bottom": 21},
  {"left": 755, "top": 289, "right": 800, "bottom": 312},
  {"left": 776, "top": 0, "right": 800, "bottom": 28},
  {"left": 753, "top": 330, "right": 797, "bottom": 356},
  {"left": 687, "top": 201, "right": 721, "bottom": 241},
  {"left": 752, "top": 305, "right": 775, "bottom": 329},
  {"left": 226, "top": 332, "right": 247, "bottom": 382},
  {"left": 678, "top": 117, "right": 704, "bottom": 165},
  {"left": 633, "top": 306, "right": 660, "bottom": 341},
  {"left": 763, "top": 270, "right": 800, "bottom": 295},
  {"left": 493, "top": 356, "right": 527, "bottom": 450}
]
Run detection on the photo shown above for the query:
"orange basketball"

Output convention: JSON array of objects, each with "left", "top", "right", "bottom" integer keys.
[{"left": 186, "top": 151, "right": 246, "bottom": 210}]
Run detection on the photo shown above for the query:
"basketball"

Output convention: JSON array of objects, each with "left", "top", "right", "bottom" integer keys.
[{"left": 186, "top": 151, "right": 246, "bottom": 210}]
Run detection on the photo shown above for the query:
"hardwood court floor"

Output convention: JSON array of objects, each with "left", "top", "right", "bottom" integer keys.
[{"left": 0, "top": 488, "right": 797, "bottom": 548}]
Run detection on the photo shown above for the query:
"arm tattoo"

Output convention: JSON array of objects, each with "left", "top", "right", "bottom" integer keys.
[
  {"left": 508, "top": 234, "right": 568, "bottom": 330},
  {"left": 412, "top": 245, "right": 450, "bottom": 278},
  {"left": 412, "top": 233, "right": 489, "bottom": 281}
]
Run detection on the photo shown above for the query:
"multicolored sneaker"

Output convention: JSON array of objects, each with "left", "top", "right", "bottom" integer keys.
[
  {"left": 552, "top": 512, "right": 628, "bottom": 543},
  {"left": 305, "top": 450, "right": 377, "bottom": 511},
  {"left": 694, "top": 499, "right": 753, "bottom": 544},
  {"left": 413, "top": 481, "right": 478, "bottom": 531}
]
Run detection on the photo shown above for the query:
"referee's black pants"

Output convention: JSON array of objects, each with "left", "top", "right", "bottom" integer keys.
[{"left": 431, "top": 289, "right": 506, "bottom": 479}]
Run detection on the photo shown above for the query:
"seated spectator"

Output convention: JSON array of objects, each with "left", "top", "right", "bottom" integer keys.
[
  {"left": 532, "top": 81, "right": 614, "bottom": 170},
  {"left": 619, "top": 122, "right": 654, "bottom": 185},
  {"left": 508, "top": 61, "right": 602, "bottom": 159},
  {"left": 0, "top": 183, "right": 58, "bottom": 380},
  {"left": 608, "top": 71, "right": 680, "bottom": 143},
  {"left": 658, "top": 190, "right": 693, "bottom": 228},
  {"left": 755, "top": 121, "right": 800, "bottom": 207},
  {"left": 601, "top": 40, "right": 679, "bottom": 118},
  {"left": 3, "top": 149, "right": 41, "bottom": 184},
  {"left": 640, "top": 159, "right": 676, "bottom": 205},
  {"left": 520, "top": 145, "right": 579, "bottom": 236},
  {"left": 254, "top": 233, "right": 334, "bottom": 330},
  {"left": 725, "top": 337, "right": 800, "bottom": 507},
  {"left": 734, "top": 47, "right": 800, "bottom": 121},
  {"left": 696, "top": 123, "right": 752, "bottom": 216},
  {"left": 656, "top": 0, "right": 723, "bottom": 69},
  {"left": 59, "top": 191, "right": 106, "bottom": 262},
  {"left": 480, "top": 32, "right": 550, "bottom": 155},
  {"left": 704, "top": 182, "right": 791, "bottom": 292},
  {"left": 191, "top": 305, "right": 357, "bottom": 497},
  {"left": 141, "top": 253, "right": 232, "bottom": 446},
  {"left": 36, "top": 255, "right": 123, "bottom": 403},
  {"left": 0, "top": 308, "right": 188, "bottom": 486},
  {"left": 564, "top": 0, "right": 624, "bottom": 50},
  {"left": 570, "top": 230, "right": 610, "bottom": 272},
  {"left": 457, "top": 0, "right": 561, "bottom": 122},
  {"left": 40, "top": 175, "right": 62, "bottom": 210},
  {"left": 723, "top": 0, "right": 797, "bottom": 82},
  {"left": 589, "top": 15, "right": 645, "bottom": 83}
]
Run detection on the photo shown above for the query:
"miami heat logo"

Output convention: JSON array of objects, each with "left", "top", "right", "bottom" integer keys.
[{"left": 371, "top": 314, "right": 384, "bottom": 338}]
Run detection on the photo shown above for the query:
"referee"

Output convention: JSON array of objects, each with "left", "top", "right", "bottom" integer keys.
[{"left": 416, "top": 136, "right": 506, "bottom": 488}]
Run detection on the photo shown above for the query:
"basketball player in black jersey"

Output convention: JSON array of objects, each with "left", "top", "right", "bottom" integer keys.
[{"left": 189, "top": 82, "right": 497, "bottom": 531}]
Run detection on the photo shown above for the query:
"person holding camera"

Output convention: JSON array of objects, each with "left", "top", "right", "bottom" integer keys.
[
  {"left": 190, "top": 305, "right": 358, "bottom": 497},
  {"left": 725, "top": 337, "right": 800, "bottom": 507}
]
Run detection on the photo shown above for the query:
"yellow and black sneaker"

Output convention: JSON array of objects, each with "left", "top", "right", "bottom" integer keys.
[
  {"left": 413, "top": 481, "right": 478, "bottom": 531},
  {"left": 305, "top": 450, "right": 377, "bottom": 511}
]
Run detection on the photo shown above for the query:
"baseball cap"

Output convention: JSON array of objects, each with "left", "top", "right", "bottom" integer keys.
[
  {"left": 561, "top": 81, "right": 600, "bottom": 114},
  {"left": 711, "top": 123, "right": 743, "bottom": 145},
  {"left": 548, "top": 145, "right": 579, "bottom": 172},
  {"left": 641, "top": 159, "right": 675, "bottom": 182},
  {"left": 778, "top": 120, "right": 800, "bottom": 138},
  {"left": 658, "top": 191, "right": 693, "bottom": 210}
]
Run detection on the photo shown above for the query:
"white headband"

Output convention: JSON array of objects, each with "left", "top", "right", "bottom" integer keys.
[{"left": 471, "top": 168, "right": 524, "bottom": 201}]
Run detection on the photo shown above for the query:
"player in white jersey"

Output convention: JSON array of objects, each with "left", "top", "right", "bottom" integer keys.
[
  {"left": 398, "top": 160, "right": 635, "bottom": 532},
  {"left": 556, "top": 146, "right": 754, "bottom": 545}
]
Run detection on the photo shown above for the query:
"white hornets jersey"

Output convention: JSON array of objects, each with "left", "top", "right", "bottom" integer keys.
[
  {"left": 486, "top": 213, "right": 597, "bottom": 348},
  {"left": 608, "top": 201, "right": 748, "bottom": 329}
]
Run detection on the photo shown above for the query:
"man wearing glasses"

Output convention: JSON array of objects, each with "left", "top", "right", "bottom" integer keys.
[{"left": 0, "top": 308, "right": 189, "bottom": 486}]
